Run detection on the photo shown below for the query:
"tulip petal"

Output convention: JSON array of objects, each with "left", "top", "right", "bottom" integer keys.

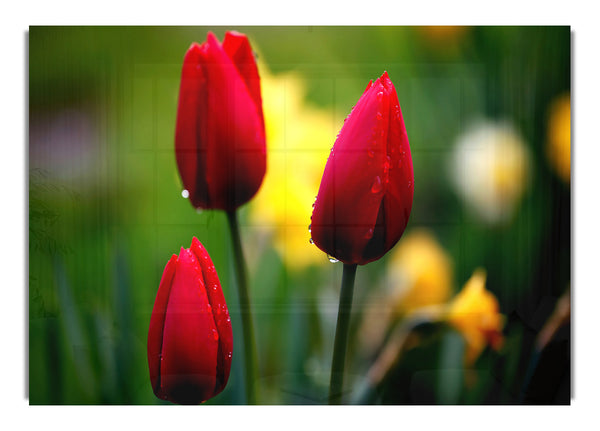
[
  {"left": 380, "top": 73, "right": 413, "bottom": 252},
  {"left": 201, "top": 32, "right": 266, "bottom": 210},
  {"left": 190, "top": 237, "right": 233, "bottom": 396},
  {"left": 159, "top": 247, "right": 219, "bottom": 404},
  {"left": 312, "top": 78, "right": 391, "bottom": 264},
  {"left": 175, "top": 42, "right": 212, "bottom": 209},
  {"left": 147, "top": 254, "right": 178, "bottom": 397},
  {"left": 222, "top": 31, "right": 264, "bottom": 130}
]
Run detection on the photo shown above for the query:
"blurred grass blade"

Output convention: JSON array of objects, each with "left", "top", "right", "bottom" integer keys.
[
  {"left": 437, "top": 331, "right": 465, "bottom": 404},
  {"left": 54, "top": 257, "right": 97, "bottom": 399},
  {"left": 113, "top": 248, "right": 135, "bottom": 403}
]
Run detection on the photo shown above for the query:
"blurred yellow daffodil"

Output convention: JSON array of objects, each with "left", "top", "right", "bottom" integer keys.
[
  {"left": 446, "top": 269, "right": 504, "bottom": 365},
  {"left": 358, "top": 229, "right": 452, "bottom": 357},
  {"left": 450, "top": 120, "right": 531, "bottom": 225},
  {"left": 388, "top": 228, "right": 453, "bottom": 315},
  {"left": 247, "top": 66, "right": 340, "bottom": 270},
  {"left": 546, "top": 93, "right": 571, "bottom": 184}
]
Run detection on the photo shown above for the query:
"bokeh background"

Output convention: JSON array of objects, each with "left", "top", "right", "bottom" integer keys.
[{"left": 28, "top": 26, "right": 570, "bottom": 405}]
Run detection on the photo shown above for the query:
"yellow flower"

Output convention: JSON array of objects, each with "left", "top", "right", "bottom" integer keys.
[
  {"left": 446, "top": 269, "right": 504, "bottom": 365},
  {"left": 546, "top": 93, "right": 571, "bottom": 183},
  {"left": 450, "top": 120, "right": 531, "bottom": 225},
  {"left": 387, "top": 228, "right": 453, "bottom": 315},
  {"left": 247, "top": 66, "right": 340, "bottom": 269},
  {"left": 357, "top": 229, "right": 452, "bottom": 357}
]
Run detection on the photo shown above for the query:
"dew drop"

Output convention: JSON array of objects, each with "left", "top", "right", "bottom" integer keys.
[
  {"left": 212, "top": 330, "right": 219, "bottom": 341},
  {"left": 365, "top": 227, "right": 374, "bottom": 239},
  {"left": 181, "top": 189, "right": 190, "bottom": 199},
  {"left": 228, "top": 352, "right": 232, "bottom": 358},
  {"left": 327, "top": 254, "right": 339, "bottom": 263},
  {"left": 377, "top": 91, "right": 384, "bottom": 101},
  {"left": 383, "top": 157, "right": 391, "bottom": 175},
  {"left": 408, "top": 180, "right": 412, "bottom": 188},
  {"left": 367, "top": 149, "right": 375, "bottom": 158},
  {"left": 309, "top": 238, "right": 314, "bottom": 245},
  {"left": 308, "top": 224, "right": 312, "bottom": 233},
  {"left": 376, "top": 111, "right": 383, "bottom": 120},
  {"left": 371, "top": 176, "right": 383, "bottom": 193}
]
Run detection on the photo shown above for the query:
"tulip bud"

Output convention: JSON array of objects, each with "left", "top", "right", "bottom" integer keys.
[
  {"left": 147, "top": 237, "right": 233, "bottom": 404},
  {"left": 311, "top": 72, "right": 414, "bottom": 265},
  {"left": 175, "top": 31, "right": 266, "bottom": 211}
]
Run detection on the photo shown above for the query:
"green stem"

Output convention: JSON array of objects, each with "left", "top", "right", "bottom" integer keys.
[
  {"left": 226, "top": 210, "right": 258, "bottom": 404},
  {"left": 328, "top": 263, "right": 358, "bottom": 404}
]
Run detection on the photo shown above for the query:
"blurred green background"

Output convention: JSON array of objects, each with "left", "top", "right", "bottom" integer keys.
[{"left": 28, "top": 26, "right": 570, "bottom": 405}]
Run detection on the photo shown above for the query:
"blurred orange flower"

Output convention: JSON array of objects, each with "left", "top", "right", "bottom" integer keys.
[
  {"left": 446, "top": 269, "right": 504, "bottom": 365},
  {"left": 546, "top": 93, "right": 571, "bottom": 184},
  {"left": 419, "top": 26, "right": 468, "bottom": 42}
]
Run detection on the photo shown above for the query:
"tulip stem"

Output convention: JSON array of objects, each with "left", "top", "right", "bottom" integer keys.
[
  {"left": 328, "top": 263, "right": 358, "bottom": 404},
  {"left": 226, "top": 210, "right": 258, "bottom": 405}
]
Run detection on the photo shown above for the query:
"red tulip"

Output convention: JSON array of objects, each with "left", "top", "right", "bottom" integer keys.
[
  {"left": 310, "top": 72, "right": 413, "bottom": 265},
  {"left": 147, "top": 237, "right": 233, "bottom": 404},
  {"left": 175, "top": 31, "right": 266, "bottom": 211}
]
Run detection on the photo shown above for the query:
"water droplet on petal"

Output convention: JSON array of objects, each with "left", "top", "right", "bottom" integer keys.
[
  {"left": 365, "top": 227, "right": 374, "bottom": 239},
  {"left": 371, "top": 176, "right": 383, "bottom": 193},
  {"left": 327, "top": 254, "right": 339, "bottom": 263},
  {"left": 376, "top": 111, "right": 383, "bottom": 120},
  {"left": 368, "top": 149, "right": 375, "bottom": 158},
  {"left": 181, "top": 189, "right": 190, "bottom": 199},
  {"left": 212, "top": 330, "right": 219, "bottom": 341},
  {"left": 377, "top": 91, "right": 384, "bottom": 101},
  {"left": 309, "top": 238, "right": 314, "bottom": 245},
  {"left": 408, "top": 180, "right": 413, "bottom": 189},
  {"left": 308, "top": 224, "right": 312, "bottom": 233}
]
